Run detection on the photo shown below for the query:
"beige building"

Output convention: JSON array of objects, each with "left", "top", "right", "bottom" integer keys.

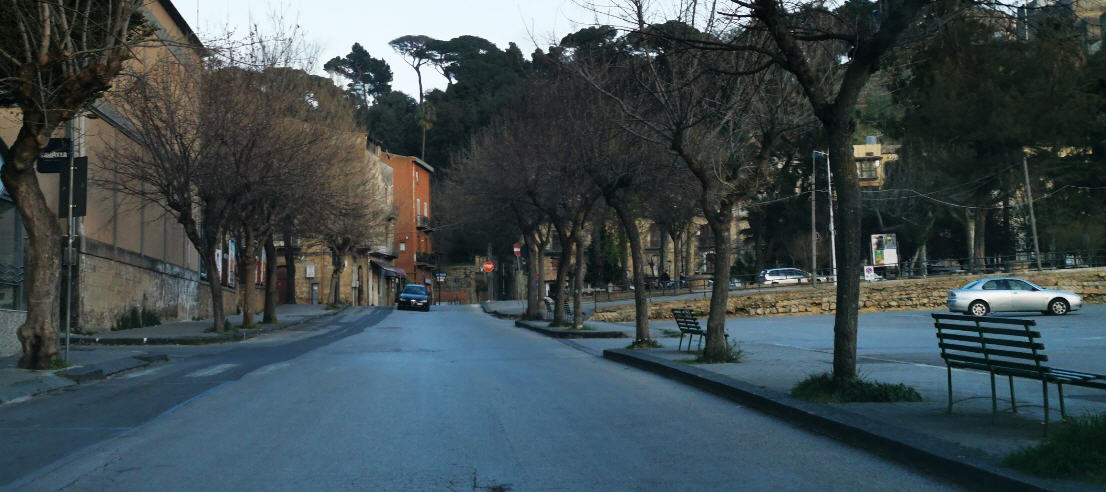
[
  {"left": 276, "top": 140, "right": 399, "bottom": 307},
  {"left": 0, "top": 1, "right": 244, "bottom": 352},
  {"left": 854, "top": 136, "right": 900, "bottom": 189}
]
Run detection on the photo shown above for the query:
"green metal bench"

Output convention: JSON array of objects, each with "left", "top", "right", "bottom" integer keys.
[
  {"left": 932, "top": 313, "right": 1106, "bottom": 428},
  {"left": 672, "top": 308, "right": 727, "bottom": 352}
]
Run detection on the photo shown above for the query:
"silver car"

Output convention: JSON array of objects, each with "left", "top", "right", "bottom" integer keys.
[{"left": 947, "top": 277, "right": 1083, "bottom": 316}]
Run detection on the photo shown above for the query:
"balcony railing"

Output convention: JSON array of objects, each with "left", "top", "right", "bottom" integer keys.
[
  {"left": 415, "top": 251, "right": 436, "bottom": 265},
  {"left": 416, "top": 215, "right": 434, "bottom": 230}
]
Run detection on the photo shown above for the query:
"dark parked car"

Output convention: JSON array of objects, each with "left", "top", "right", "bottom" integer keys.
[{"left": 397, "top": 284, "right": 431, "bottom": 311}]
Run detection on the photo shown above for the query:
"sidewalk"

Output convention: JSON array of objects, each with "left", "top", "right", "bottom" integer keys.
[
  {"left": 0, "top": 304, "right": 346, "bottom": 405},
  {"left": 493, "top": 308, "right": 1102, "bottom": 489},
  {"left": 70, "top": 303, "right": 344, "bottom": 345}
]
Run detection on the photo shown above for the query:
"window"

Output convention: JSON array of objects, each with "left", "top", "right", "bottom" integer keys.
[
  {"left": 982, "top": 280, "right": 1003, "bottom": 290},
  {"left": 416, "top": 198, "right": 421, "bottom": 217},
  {"left": 859, "top": 161, "right": 878, "bottom": 179},
  {"left": 305, "top": 264, "right": 316, "bottom": 278},
  {"left": 423, "top": 202, "right": 428, "bottom": 217},
  {"left": 399, "top": 242, "right": 406, "bottom": 252}
]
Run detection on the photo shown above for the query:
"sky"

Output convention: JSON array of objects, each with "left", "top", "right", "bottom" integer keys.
[{"left": 170, "top": 0, "right": 621, "bottom": 96}]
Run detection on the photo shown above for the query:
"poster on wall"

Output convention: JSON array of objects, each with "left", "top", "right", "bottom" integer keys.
[
  {"left": 214, "top": 247, "right": 223, "bottom": 283},
  {"left": 871, "top": 234, "right": 898, "bottom": 267},
  {"left": 227, "top": 240, "right": 237, "bottom": 288}
]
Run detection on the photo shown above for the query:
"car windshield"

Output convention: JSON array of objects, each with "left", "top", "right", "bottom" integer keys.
[{"left": 402, "top": 285, "right": 426, "bottom": 295}]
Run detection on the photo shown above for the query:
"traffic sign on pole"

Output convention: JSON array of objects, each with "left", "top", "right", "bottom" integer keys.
[{"left": 513, "top": 244, "right": 521, "bottom": 257}]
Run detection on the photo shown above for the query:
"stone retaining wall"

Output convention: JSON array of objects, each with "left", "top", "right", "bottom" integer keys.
[
  {"left": 0, "top": 309, "right": 26, "bottom": 357},
  {"left": 77, "top": 240, "right": 239, "bottom": 333},
  {"left": 591, "top": 268, "right": 1106, "bottom": 323}
]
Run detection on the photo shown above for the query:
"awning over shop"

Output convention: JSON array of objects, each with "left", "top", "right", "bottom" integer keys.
[{"left": 371, "top": 260, "right": 405, "bottom": 279}]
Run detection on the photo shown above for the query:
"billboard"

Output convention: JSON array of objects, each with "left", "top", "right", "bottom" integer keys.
[{"left": 871, "top": 233, "right": 898, "bottom": 267}]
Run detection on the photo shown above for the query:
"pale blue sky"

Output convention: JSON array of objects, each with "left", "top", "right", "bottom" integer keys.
[{"left": 170, "top": 0, "right": 619, "bottom": 96}]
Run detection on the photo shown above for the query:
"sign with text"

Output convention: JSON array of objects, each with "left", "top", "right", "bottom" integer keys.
[{"left": 36, "top": 138, "right": 72, "bottom": 173}]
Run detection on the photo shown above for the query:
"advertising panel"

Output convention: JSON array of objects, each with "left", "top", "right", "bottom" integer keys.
[{"left": 871, "top": 234, "right": 898, "bottom": 267}]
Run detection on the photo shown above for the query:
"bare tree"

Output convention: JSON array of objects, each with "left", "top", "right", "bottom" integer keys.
[
  {"left": 0, "top": 1, "right": 152, "bottom": 367},
  {"left": 576, "top": 13, "right": 812, "bottom": 360}
]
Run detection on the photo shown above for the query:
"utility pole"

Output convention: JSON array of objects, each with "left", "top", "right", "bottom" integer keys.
[
  {"left": 810, "top": 151, "right": 817, "bottom": 286},
  {"left": 1023, "top": 155, "right": 1043, "bottom": 270},
  {"left": 825, "top": 152, "right": 837, "bottom": 282},
  {"left": 64, "top": 119, "right": 76, "bottom": 361}
]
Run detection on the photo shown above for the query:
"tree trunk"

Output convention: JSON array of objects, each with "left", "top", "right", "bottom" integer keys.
[
  {"left": 573, "top": 233, "right": 587, "bottom": 329},
  {"left": 659, "top": 231, "right": 670, "bottom": 277},
  {"left": 263, "top": 236, "right": 279, "bottom": 323},
  {"left": 829, "top": 133, "right": 861, "bottom": 381},
  {"left": 282, "top": 224, "right": 297, "bottom": 304},
  {"left": 702, "top": 205, "right": 734, "bottom": 360},
  {"left": 611, "top": 200, "right": 649, "bottom": 342},
  {"left": 524, "top": 231, "right": 542, "bottom": 319},
  {"left": 552, "top": 231, "right": 572, "bottom": 326},
  {"left": 974, "top": 208, "right": 988, "bottom": 273},
  {"left": 2, "top": 134, "right": 63, "bottom": 368},
  {"left": 329, "top": 249, "right": 345, "bottom": 306},
  {"left": 203, "top": 242, "right": 226, "bottom": 334},
  {"left": 238, "top": 236, "right": 257, "bottom": 328}
]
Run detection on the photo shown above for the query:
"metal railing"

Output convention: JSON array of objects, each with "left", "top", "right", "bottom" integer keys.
[{"left": 416, "top": 215, "right": 433, "bottom": 230}]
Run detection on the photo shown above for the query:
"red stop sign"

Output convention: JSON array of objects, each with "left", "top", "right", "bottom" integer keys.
[{"left": 482, "top": 261, "right": 495, "bottom": 273}]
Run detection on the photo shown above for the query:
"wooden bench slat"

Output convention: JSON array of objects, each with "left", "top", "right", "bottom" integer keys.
[
  {"left": 938, "top": 342, "right": 1049, "bottom": 362},
  {"left": 943, "top": 353, "right": 1047, "bottom": 373},
  {"left": 933, "top": 322, "right": 1042, "bottom": 338},
  {"left": 938, "top": 333, "right": 1045, "bottom": 350},
  {"left": 932, "top": 313, "right": 1038, "bottom": 326}
]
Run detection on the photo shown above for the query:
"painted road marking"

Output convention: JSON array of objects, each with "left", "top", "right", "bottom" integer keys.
[
  {"left": 249, "top": 362, "right": 291, "bottom": 376},
  {"left": 184, "top": 363, "right": 238, "bottom": 378},
  {"left": 116, "top": 367, "right": 163, "bottom": 379}
]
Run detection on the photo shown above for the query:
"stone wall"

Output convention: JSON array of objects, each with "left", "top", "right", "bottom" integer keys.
[
  {"left": 77, "top": 239, "right": 238, "bottom": 333},
  {"left": 0, "top": 309, "right": 26, "bottom": 357},
  {"left": 592, "top": 268, "right": 1106, "bottom": 322}
]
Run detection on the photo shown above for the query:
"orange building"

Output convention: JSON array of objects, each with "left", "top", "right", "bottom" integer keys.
[{"left": 382, "top": 153, "right": 436, "bottom": 285}]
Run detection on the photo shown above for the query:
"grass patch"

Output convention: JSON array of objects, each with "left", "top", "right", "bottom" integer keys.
[
  {"left": 694, "top": 340, "right": 743, "bottom": 364},
  {"left": 50, "top": 358, "right": 72, "bottom": 370},
  {"left": 625, "top": 338, "right": 663, "bottom": 349},
  {"left": 791, "top": 372, "right": 922, "bottom": 403},
  {"left": 1004, "top": 413, "right": 1106, "bottom": 484},
  {"left": 661, "top": 329, "right": 682, "bottom": 337}
]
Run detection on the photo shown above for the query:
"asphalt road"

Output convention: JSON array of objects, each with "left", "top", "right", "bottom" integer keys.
[{"left": 3, "top": 305, "right": 958, "bottom": 490}]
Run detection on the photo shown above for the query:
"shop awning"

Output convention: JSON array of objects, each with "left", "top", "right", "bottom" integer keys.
[{"left": 371, "top": 260, "right": 406, "bottom": 279}]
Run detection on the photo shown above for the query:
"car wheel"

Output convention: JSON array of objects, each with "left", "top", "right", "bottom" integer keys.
[
  {"left": 968, "top": 300, "right": 989, "bottom": 316},
  {"left": 1047, "top": 298, "right": 1069, "bottom": 316}
]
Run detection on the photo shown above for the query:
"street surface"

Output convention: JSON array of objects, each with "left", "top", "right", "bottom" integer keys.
[{"left": 2, "top": 306, "right": 958, "bottom": 490}]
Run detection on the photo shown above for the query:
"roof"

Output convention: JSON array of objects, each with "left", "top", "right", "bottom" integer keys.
[
  {"left": 157, "top": 0, "right": 203, "bottom": 48},
  {"left": 382, "top": 153, "right": 435, "bottom": 173}
]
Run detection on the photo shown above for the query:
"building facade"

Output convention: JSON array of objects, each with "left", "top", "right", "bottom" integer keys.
[
  {"left": 0, "top": 1, "right": 243, "bottom": 353},
  {"left": 382, "top": 153, "right": 436, "bottom": 286}
]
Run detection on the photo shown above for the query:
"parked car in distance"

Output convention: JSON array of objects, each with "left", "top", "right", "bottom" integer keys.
[
  {"left": 947, "top": 277, "right": 1083, "bottom": 316},
  {"left": 397, "top": 284, "right": 431, "bottom": 311},
  {"left": 759, "top": 268, "right": 826, "bottom": 285}
]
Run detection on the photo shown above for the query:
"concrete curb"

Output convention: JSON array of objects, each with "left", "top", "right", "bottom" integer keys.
[
  {"left": 515, "top": 320, "right": 626, "bottom": 339},
  {"left": 603, "top": 348, "right": 1062, "bottom": 491},
  {"left": 69, "top": 306, "right": 349, "bottom": 346}
]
